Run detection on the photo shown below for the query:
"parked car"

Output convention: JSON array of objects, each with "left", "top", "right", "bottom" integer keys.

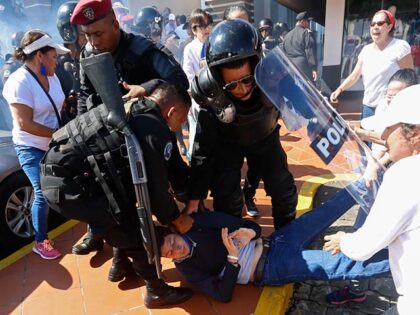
[{"left": 0, "top": 97, "right": 64, "bottom": 258}]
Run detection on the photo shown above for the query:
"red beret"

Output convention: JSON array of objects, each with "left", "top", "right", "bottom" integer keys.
[{"left": 71, "top": 0, "right": 112, "bottom": 25}]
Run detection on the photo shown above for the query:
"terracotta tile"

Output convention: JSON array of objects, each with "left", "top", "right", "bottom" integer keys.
[
  {"left": 76, "top": 251, "right": 114, "bottom": 287},
  {"left": 0, "top": 303, "right": 22, "bottom": 315},
  {"left": 150, "top": 294, "right": 215, "bottom": 315},
  {"left": 22, "top": 287, "right": 84, "bottom": 315},
  {"left": 83, "top": 278, "right": 144, "bottom": 314},
  {"left": 23, "top": 260, "right": 80, "bottom": 301},
  {"left": 0, "top": 256, "right": 26, "bottom": 277},
  {"left": 211, "top": 284, "right": 262, "bottom": 315},
  {"left": 114, "top": 305, "right": 149, "bottom": 314},
  {"left": 0, "top": 272, "right": 24, "bottom": 306},
  {"left": 54, "top": 227, "right": 75, "bottom": 242}
]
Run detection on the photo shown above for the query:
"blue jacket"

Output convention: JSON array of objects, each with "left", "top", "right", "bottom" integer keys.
[{"left": 175, "top": 212, "right": 261, "bottom": 302}]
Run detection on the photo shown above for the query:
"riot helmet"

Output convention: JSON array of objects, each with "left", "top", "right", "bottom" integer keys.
[
  {"left": 56, "top": 1, "right": 78, "bottom": 44},
  {"left": 11, "top": 31, "right": 24, "bottom": 49},
  {"left": 134, "top": 7, "right": 162, "bottom": 37},
  {"left": 206, "top": 19, "right": 261, "bottom": 69},
  {"left": 258, "top": 18, "right": 273, "bottom": 38},
  {"left": 274, "top": 22, "right": 289, "bottom": 36}
]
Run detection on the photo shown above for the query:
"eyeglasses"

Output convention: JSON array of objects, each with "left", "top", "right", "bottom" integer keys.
[
  {"left": 193, "top": 23, "right": 213, "bottom": 30},
  {"left": 223, "top": 74, "right": 255, "bottom": 91},
  {"left": 370, "top": 21, "right": 387, "bottom": 27}
]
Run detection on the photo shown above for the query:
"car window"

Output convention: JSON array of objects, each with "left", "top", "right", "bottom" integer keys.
[{"left": 0, "top": 96, "right": 13, "bottom": 135}]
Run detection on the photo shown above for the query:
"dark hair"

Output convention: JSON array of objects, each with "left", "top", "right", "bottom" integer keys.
[
  {"left": 155, "top": 225, "right": 173, "bottom": 256},
  {"left": 401, "top": 123, "right": 420, "bottom": 139},
  {"left": 389, "top": 68, "right": 418, "bottom": 87},
  {"left": 178, "top": 14, "right": 187, "bottom": 25},
  {"left": 13, "top": 30, "right": 55, "bottom": 62},
  {"left": 189, "top": 8, "right": 213, "bottom": 33},
  {"left": 218, "top": 58, "right": 249, "bottom": 70},
  {"left": 223, "top": 5, "right": 250, "bottom": 21},
  {"left": 151, "top": 83, "right": 192, "bottom": 109}
]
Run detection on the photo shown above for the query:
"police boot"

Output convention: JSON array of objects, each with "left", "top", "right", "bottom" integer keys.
[
  {"left": 108, "top": 248, "right": 135, "bottom": 282},
  {"left": 72, "top": 235, "right": 104, "bottom": 255},
  {"left": 144, "top": 279, "right": 193, "bottom": 309}
]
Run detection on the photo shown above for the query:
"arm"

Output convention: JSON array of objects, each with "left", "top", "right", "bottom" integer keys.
[
  {"left": 182, "top": 44, "right": 199, "bottom": 83},
  {"left": 398, "top": 53, "right": 414, "bottom": 69},
  {"left": 10, "top": 103, "right": 54, "bottom": 137},
  {"left": 167, "top": 133, "right": 190, "bottom": 195},
  {"left": 330, "top": 58, "right": 363, "bottom": 103}
]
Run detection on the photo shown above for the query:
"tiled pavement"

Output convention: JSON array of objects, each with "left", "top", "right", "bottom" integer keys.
[{"left": 0, "top": 94, "right": 393, "bottom": 315}]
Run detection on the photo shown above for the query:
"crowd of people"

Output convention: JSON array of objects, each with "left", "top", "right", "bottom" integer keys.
[{"left": 0, "top": 1, "right": 419, "bottom": 314}]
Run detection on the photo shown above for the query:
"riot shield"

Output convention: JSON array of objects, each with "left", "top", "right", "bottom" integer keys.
[{"left": 255, "top": 46, "right": 385, "bottom": 215}]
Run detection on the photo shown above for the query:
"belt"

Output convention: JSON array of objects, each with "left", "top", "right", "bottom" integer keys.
[{"left": 253, "top": 237, "right": 270, "bottom": 285}]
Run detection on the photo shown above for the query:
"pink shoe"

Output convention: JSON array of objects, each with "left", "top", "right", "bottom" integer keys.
[{"left": 33, "top": 240, "right": 62, "bottom": 260}]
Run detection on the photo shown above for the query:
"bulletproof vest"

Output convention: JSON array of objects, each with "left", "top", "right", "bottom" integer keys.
[
  {"left": 1, "top": 58, "right": 21, "bottom": 84},
  {"left": 219, "top": 92, "right": 279, "bottom": 146},
  {"left": 40, "top": 103, "right": 135, "bottom": 224}
]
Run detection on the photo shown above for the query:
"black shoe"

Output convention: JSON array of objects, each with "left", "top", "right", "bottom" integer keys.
[
  {"left": 144, "top": 286, "right": 193, "bottom": 308},
  {"left": 108, "top": 260, "right": 135, "bottom": 282},
  {"left": 245, "top": 198, "right": 260, "bottom": 217},
  {"left": 71, "top": 237, "right": 104, "bottom": 255}
]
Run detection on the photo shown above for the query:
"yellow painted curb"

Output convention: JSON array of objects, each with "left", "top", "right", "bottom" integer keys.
[
  {"left": 0, "top": 219, "right": 79, "bottom": 271},
  {"left": 254, "top": 174, "right": 357, "bottom": 315}
]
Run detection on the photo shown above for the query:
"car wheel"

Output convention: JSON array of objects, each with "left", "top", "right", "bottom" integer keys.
[{"left": 0, "top": 171, "right": 34, "bottom": 255}]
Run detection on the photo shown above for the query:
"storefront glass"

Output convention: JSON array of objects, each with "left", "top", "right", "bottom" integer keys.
[{"left": 341, "top": 0, "right": 420, "bottom": 88}]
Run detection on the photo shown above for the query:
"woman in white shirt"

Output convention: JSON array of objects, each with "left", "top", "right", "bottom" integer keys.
[
  {"left": 182, "top": 9, "right": 213, "bottom": 160},
  {"left": 2, "top": 30, "right": 69, "bottom": 260},
  {"left": 330, "top": 10, "right": 414, "bottom": 122}
]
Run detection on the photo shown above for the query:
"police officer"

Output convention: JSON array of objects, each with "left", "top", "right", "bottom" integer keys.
[
  {"left": 186, "top": 19, "right": 298, "bottom": 230},
  {"left": 282, "top": 11, "right": 317, "bottom": 82},
  {"left": 70, "top": 0, "right": 191, "bottom": 307},
  {"left": 55, "top": 1, "right": 87, "bottom": 123},
  {"left": 0, "top": 32, "right": 24, "bottom": 86},
  {"left": 258, "top": 18, "right": 280, "bottom": 55},
  {"left": 132, "top": 6, "right": 163, "bottom": 43}
]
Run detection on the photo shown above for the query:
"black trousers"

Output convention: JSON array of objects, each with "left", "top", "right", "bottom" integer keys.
[{"left": 211, "top": 129, "right": 297, "bottom": 229}]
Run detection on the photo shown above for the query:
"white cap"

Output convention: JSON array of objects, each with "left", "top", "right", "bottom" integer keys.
[
  {"left": 22, "top": 35, "right": 70, "bottom": 55},
  {"left": 168, "top": 13, "right": 176, "bottom": 21},
  {"left": 374, "top": 85, "right": 420, "bottom": 130}
]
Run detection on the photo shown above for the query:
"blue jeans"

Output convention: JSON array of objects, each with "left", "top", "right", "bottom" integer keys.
[
  {"left": 261, "top": 188, "right": 390, "bottom": 285},
  {"left": 15, "top": 145, "right": 48, "bottom": 242}
]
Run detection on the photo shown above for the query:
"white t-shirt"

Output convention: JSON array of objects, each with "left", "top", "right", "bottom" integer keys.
[
  {"left": 361, "top": 97, "right": 388, "bottom": 154},
  {"left": 341, "top": 154, "right": 420, "bottom": 315},
  {"left": 358, "top": 38, "right": 411, "bottom": 107},
  {"left": 182, "top": 38, "right": 205, "bottom": 83},
  {"left": 2, "top": 67, "right": 64, "bottom": 151}
]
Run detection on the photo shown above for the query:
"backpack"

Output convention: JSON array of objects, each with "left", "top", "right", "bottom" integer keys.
[{"left": 40, "top": 103, "right": 134, "bottom": 224}]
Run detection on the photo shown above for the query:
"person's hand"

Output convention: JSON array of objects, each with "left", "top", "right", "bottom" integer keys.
[
  {"left": 122, "top": 82, "right": 147, "bottom": 99},
  {"left": 362, "top": 162, "right": 380, "bottom": 188},
  {"left": 229, "top": 228, "right": 256, "bottom": 249},
  {"left": 330, "top": 88, "right": 342, "bottom": 104},
  {"left": 312, "top": 70, "right": 317, "bottom": 82},
  {"left": 221, "top": 227, "right": 238, "bottom": 257},
  {"left": 324, "top": 231, "right": 346, "bottom": 255},
  {"left": 183, "top": 199, "right": 200, "bottom": 215},
  {"left": 171, "top": 213, "right": 194, "bottom": 234}
]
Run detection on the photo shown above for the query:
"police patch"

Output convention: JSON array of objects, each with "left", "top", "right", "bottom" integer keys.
[
  {"left": 163, "top": 142, "right": 173, "bottom": 161},
  {"left": 82, "top": 7, "right": 95, "bottom": 20}
]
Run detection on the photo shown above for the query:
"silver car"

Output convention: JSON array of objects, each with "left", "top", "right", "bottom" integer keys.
[{"left": 0, "top": 97, "right": 35, "bottom": 256}]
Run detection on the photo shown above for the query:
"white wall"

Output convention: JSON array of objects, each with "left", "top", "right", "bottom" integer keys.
[{"left": 323, "top": 0, "right": 345, "bottom": 66}]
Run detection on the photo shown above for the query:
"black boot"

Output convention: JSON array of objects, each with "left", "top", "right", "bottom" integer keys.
[
  {"left": 144, "top": 279, "right": 193, "bottom": 309},
  {"left": 108, "top": 248, "right": 135, "bottom": 282},
  {"left": 72, "top": 236, "right": 104, "bottom": 255}
]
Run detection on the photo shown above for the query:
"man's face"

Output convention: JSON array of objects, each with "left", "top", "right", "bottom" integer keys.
[
  {"left": 382, "top": 123, "right": 413, "bottom": 162},
  {"left": 167, "top": 103, "right": 189, "bottom": 132},
  {"left": 220, "top": 60, "right": 255, "bottom": 101},
  {"left": 160, "top": 234, "right": 189, "bottom": 259},
  {"left": 82, "top": 14, "right": 120, "bottom": 53}
]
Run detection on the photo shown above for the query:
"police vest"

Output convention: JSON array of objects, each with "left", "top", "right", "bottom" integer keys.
[{"left": 219, "top": 93, "right": 279, "bottom": 146}]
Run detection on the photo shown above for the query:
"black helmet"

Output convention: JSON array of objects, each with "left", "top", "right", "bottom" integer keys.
[
  {"left": 134, "top": 6, "right": 162, "bottom": 37},
  {"left": 56, "top": 1, "right": 78, "bottom": 44},
  {"left": 11, "top": 31, "right": 24, "bottom": 48},
  {"left": 258, "top": 18, "right": 273, "bottom": 31},
  {"left": 274, "top": 22, "right": 289, "bottom": 36},
  {"left": 206, "top": 19, "right": 261, "bottom": 69}
]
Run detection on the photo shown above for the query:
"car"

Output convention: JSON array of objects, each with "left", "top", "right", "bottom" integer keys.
[{"left": 0, "top": 97, "right": 65, "bottom": 258}]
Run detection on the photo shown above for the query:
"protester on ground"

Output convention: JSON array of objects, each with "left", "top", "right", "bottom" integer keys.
[{"left": 2, "top": 29, "right": 70, "bottom": 259}]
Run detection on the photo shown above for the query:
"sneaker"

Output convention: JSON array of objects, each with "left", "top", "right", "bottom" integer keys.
[
  {"left": 326, "top": 286, "right": 367, "bottom": 305},
  {"left": 245, "top": 198, "right": 260, "bottom": 217},
  {"left": 33, "top": 240, "right": 62, "bottom": 260}
]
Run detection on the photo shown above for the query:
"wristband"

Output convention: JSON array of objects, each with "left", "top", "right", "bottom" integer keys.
[{"left": 227, "top": 255, "right": 238, "bottom": 261}]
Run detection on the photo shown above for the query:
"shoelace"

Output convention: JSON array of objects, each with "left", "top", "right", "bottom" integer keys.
[{"left": 41, "top": 240, "right": 55, "bottom": 251}]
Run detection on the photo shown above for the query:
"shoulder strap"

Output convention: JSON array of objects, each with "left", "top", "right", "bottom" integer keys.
[{"left": 23, "top": 65, "right": 63, "bottom": 127}]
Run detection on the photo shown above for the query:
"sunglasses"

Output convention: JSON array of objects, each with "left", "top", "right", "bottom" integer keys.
[
  {"left": 370, "top": 20, "right": 387, "bottom": 27},
  {"left": 223, "top": 74, "right": 255, "bottom": 91}
]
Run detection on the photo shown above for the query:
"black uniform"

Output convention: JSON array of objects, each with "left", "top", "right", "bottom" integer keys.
[
  {"left": 0, "top": 56, "right": 21, "bottom": 87},
  {"left": 78, "top": 30, "right": 188, "bottom": 114},
  {"left": 190, "top": 89, "right": 297, "bottom": 229},
  {"left": 282, "top": 24, "right": 316, "bottom": 81}
]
